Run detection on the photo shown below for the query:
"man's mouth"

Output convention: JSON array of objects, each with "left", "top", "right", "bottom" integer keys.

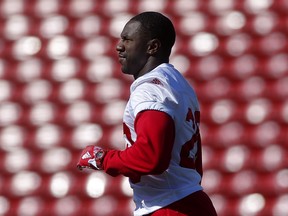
[{"left": 118, "top": 55, "right": 126, "bottom": 64}]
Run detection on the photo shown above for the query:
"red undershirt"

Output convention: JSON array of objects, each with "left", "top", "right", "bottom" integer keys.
[{"left": 102, "top": 110, "right": 175, "bottom": 181}]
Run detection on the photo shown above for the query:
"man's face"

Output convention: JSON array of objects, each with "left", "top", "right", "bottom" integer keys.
[{"left": 116, "top": 21, "right": 150, "bottom": 78}]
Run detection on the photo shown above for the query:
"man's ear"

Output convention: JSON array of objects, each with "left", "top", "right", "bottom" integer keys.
[{"left": 147, "top": 39, "right": 161, "bottom": 55}]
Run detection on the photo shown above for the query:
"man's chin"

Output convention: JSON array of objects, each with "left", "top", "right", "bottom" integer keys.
[{"left": 121, "top": 66, "right": 129, "bottom": 75}]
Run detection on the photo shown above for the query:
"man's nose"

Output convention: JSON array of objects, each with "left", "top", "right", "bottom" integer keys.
[{"left": 116, "top": 40, "right": 124, "bottom": 51}]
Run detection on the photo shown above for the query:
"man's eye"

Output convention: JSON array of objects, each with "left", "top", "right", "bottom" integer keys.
[{"left": 122, "top": 37, "right": 131, "bottom": 41}]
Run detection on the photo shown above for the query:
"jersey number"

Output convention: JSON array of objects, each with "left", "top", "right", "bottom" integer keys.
[{"left": 179, "top": 109, "right": 202, "bottom": 174}]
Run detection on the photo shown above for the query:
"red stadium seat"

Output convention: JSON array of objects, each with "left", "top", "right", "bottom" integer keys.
[{"left": 0, "top": 1, "right": 287, "bottom": 216}]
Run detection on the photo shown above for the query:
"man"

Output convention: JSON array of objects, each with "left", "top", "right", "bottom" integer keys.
[{"left": 77, "top": 11, "right": 217, "bottom": 216}]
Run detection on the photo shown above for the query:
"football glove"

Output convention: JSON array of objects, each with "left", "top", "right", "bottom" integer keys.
[{"left": 77, "top": 145, "right": 106, "bottom": 170}]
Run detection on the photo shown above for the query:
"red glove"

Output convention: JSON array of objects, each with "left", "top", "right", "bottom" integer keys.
[{"left": 77, "top": 145, "right": 106, "bottom": 170}]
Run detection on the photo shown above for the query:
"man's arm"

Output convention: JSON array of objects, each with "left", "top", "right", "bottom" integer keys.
[{"left": 103, "top": 110, "right": 175, "bottom": 179}]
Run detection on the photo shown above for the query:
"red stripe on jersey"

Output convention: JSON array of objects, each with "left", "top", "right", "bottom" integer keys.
[{"left": 123, "top": 122, "right": 134, "bottom": 147}]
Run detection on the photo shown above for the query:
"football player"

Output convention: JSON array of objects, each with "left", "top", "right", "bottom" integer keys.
[{"left": 77, "top": 11, "right": 217, "bottom": 216}]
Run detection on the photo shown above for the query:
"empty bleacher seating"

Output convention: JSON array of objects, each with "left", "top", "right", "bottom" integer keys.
[{"left": 0, "top": 0, "right": 287, "bottom": 215}]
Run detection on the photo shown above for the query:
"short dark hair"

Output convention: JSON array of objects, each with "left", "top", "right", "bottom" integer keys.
[{"left": 129, "top": 11, "right": 176, "bottom": 56}]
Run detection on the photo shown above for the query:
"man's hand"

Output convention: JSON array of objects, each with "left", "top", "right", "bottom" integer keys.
[{"left": 77, "top": 145, "right": 106, "bottom": 171}]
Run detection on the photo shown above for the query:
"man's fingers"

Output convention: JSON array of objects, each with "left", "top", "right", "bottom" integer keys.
[{"left": 77, "top": 165, "right": 88, "bottom": 171}]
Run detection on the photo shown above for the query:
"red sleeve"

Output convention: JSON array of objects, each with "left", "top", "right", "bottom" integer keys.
[{"left": 102, "top": 110, "right": 175, "bottom": 180}]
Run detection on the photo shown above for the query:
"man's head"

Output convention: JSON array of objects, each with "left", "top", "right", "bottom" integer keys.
[
  {"left": 116, "top": 11, "right": 176, "bottom": 79},
  {"left": 129, "top": 11, "right": 176, "bottom": 57}
]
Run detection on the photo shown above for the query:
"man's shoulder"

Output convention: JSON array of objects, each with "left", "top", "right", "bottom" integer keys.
[{"left": 131, "top": 72, "right": 166, "bottom": 91}]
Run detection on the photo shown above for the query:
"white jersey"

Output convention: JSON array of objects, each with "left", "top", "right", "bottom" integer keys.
[{"left": 123, "top": 63, "right": 203, "bottom": 216}]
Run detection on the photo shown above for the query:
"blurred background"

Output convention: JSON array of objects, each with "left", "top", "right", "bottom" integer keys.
[{"left": 0, "top": 0, "right": 287, "bottom": 215}]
